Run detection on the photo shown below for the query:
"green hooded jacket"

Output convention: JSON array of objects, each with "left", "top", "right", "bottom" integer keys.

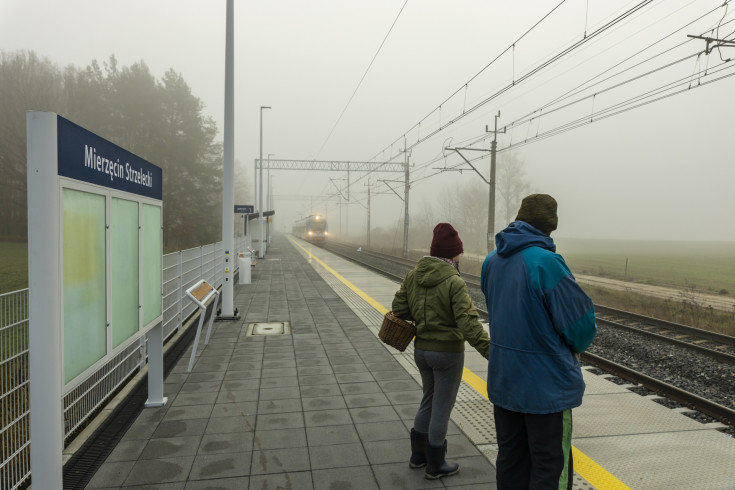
[{"left": 392, "top": 256, "right": 490, "bottom": 357}]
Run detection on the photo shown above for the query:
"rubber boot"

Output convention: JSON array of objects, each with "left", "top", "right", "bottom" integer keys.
[
  {"left": 409, "top": 428, "right": 428, "bottom": 468},
  {"left": 425, "top": 440, "right": 459, "bottom": 480}
]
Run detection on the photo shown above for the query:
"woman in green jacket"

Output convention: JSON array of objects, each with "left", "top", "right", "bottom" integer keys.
[{"left": 392, "top": 223, "right": 490, "bottom": 480}]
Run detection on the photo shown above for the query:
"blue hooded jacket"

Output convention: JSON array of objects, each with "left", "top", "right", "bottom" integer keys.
[{"left": 481, "top": 221, "right": 597, "bottom": 414}]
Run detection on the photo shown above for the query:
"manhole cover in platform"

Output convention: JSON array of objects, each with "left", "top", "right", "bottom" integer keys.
[{"left": 246, "top": 322, "right": 291, "bottom": 336}]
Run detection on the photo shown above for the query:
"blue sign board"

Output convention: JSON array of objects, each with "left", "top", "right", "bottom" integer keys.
[
  {"left": 57, "top": 115, "right": 163, "bottom": 200},
  {"left": 234, "top": 205, "right": 254, "bottom": 214}
]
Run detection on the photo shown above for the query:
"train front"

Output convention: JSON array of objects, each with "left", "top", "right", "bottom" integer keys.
[{"left": 307, "top": 215, "right": 328, "bottom": 241}]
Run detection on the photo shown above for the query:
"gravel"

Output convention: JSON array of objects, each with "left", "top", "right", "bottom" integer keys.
[{"left": 334, "top": 245, "right": 735, "bottom": 435}]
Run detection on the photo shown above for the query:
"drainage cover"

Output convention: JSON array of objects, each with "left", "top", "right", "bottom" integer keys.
[{"left": 246, "top": 322, "right": 291, "bottom": 336}]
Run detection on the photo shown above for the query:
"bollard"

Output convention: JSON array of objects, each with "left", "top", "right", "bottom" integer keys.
[{"left": 238, "top": 251, "right": 251, "bottom": 284}]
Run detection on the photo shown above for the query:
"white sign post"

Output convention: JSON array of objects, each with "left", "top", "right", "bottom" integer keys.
[{"left": 27, "top": 112, "right": 165, "bottom": 488}]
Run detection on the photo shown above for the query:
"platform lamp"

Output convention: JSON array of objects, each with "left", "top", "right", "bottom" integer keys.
[
  {"left": 259, "top": 106, "right": 271, "bottom": 259},
  {"left": 267, "top": 153, "right": 275, "bottom": 245}
]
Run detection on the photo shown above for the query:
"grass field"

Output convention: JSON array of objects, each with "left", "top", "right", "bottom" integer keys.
[
  {"left": 555, "top": 238, "right": 735, "bottom": 297},
  {"left": 3, "top": 238, "right": 735, "bottom": 299},
  {"left": 0, "top": 242, "right": 29, "bottom": 294}
]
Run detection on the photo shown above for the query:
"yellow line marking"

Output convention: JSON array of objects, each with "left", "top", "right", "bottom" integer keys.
[{"left": 288, "top": 236, "right": 631, "bottom": 489}]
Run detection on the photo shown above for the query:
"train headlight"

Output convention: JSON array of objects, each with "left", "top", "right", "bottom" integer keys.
[
  {"left": 308, "top": 231, "right": 313, "bottom": 235},
  {"left": 324, "top": 231, "right": 328, "bottom": 236}
]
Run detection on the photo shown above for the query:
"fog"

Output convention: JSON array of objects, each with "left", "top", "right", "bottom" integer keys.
[{"left": 2, "top": 0, "right": 734, "bottom": 243}]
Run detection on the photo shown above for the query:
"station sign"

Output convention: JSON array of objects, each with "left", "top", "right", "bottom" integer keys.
[{"left": 235, "top": 204, "right": 254, "bottom": 214}]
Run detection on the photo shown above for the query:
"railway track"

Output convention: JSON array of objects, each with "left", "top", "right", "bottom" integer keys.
[{"left": 312, "top": 239, "right": 735, "bottom": 428}]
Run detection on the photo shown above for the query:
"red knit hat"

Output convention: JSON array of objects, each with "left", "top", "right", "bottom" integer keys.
[{"left": 430, "top": 223, "right": 463, "bottom": 258}]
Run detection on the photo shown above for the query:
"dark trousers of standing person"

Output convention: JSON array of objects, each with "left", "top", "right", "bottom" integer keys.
[
  {"left": 413, "top": 349, "right": 464, "bottom": 445},
  {"left": 493, "top": 405, "right": 574, "bottom": 490}
]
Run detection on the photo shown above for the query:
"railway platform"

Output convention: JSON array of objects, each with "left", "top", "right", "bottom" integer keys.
[{"left": 82, "top": 232, "right": 735, "bottom": 489}]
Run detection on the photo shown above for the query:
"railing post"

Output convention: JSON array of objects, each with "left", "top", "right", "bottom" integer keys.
[{"left": 177, "top": 251, "right": 183, "bottom": 331}]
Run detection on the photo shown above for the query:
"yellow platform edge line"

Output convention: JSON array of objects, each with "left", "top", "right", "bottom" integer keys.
[{"left": 288, "top": 237, "right": 630, "bottom": 490}]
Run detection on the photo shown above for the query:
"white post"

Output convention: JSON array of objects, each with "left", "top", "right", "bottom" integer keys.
[
  {"left": 267, "top": 154, "right": 274, "bottom": 245},
  {"left": 221, "top": 0, "right": 236, "bottom": 317},
  {"left": 145, "top": 323, "right": 167, "bottom": 407},
  {"left": 259, "top": 106, "right": 271, "bottom": 258},
  {"left": 27, "top": 111, "right": 64, "bottom": 489}
]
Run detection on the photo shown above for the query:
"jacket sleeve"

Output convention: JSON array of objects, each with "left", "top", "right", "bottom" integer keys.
[
  {"left": 449, "top": 277, "right": 490, "bottom": 359},
  {"left": 543, "top": 255, "right": 597, "bottom": 353},
  {"left": 391, "top": 275, "right": 413, "bottom": 321}
]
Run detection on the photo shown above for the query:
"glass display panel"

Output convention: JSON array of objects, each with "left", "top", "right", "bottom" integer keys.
[
  {"left": 142, "top": 204, "right": 162, "bottom": 325},
  {"left": 111, "top": 197, "right": 139, "bottom": 348},
  {"left": 62, "top": 188, "right": 106, "bottom": 384}
]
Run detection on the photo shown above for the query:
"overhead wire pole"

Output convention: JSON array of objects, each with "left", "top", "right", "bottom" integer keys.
[
  {"left": 403, "top": 139, "right": 410, "bottom": 258},
  {"left": 220, "top": 0, "right": 238, "bottom": 319},
  {"left": 486, "top": 111, "right": 505, "bottom": 253},
  {"left": 366, "top": 178, "right": 371, "bottom": 248},
  {"left": 267, "top": 153, "right": 274, "bottom": 245}
]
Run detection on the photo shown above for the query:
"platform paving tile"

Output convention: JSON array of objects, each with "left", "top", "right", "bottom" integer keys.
[
  {"left": 140, "top": 435, "right": 202, "bottom": 460},
  {"left": 332, "top": 362, "right": 370, "bottom": 374},
  {"left": 220, "top": 378, "right": 260, "bottom": 392},
  {"left": 204, "top": 415, "right": 256, "bottom": 434},
  {"left": 258, "top": 386, "right": 301, "bottom": 401},
  {"left": 260, "top": 375, "right": 300, "bottom": 389},
  {"left": 302, "top": 394, "right": 347, "bottom": 411},
  {"left": 252, "top": 427, "right": 308, "bottom": 450},
  {"left": 188, "top": 451, "right": 252, "bottom": 480},
  {"left": 151, "top": 418, "right": 209, "bottom": 439},
  {"left": 355, "top": 420, "right": 411, "bottom": 443},
  {"left": 386, "top": 390, "right": 424, "bottom": 405},
  {"left": 312, "top": 465, "right": 380, "bottom": 489},
  {"left": 86, "top": 460, "right": 136, "bottom": 488},
  {"left": 85, "top": 236, "right": 497, "bottom": 488},
  {"left": 309, "top": 442, "right": 369, "bottom": 470},
  {"left": 256, "top": 397, "right": 302, "bottom": 414},
  {"left": 250, "top": 447, "right": 311, "bottom": 474},
  {"left": 198, "top": 432, "right": 254, "bottom": 455},
  {"left": 247, "top": 471, "right": 313, "bottom": 490},
  {"left": 184, "top": 477, "right": 249, "bottom": 489},
  {"left": 304, "top": 408, "right": 353, "bottom": 427},
  {"left": 372, "top": 463, "right": 445, "bottom": 489},
  {"left": 123, "top": 456, "right": 195, "bottom": 486},
  {"left": 348, "top": 405, "right": 401, "bottom": 424}
]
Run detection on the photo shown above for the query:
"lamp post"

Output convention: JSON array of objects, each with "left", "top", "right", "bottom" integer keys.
[
  {"left": 220, "top": 0, "right": 238, "bottom": 319},
  {"left": 269, "top": 174, "right": 275, "bottom": 243},
  {"left": 259, "top": 106, "right": 271, "bottom": 259},
  {"left": 267, "top": 153, "right": 274, "bottom": 244}
]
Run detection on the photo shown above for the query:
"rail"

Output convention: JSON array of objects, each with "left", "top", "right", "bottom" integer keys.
[{"left": 0, "top": 235, "right": 247, "bottom": 490}]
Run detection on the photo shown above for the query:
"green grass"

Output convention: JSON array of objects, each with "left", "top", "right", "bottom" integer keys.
[
  {"left": 556, "top": 238, "right": 735, "bottom": 297},
  {"left": 0, "top": 242, "right": 28, "bottom": 294}
]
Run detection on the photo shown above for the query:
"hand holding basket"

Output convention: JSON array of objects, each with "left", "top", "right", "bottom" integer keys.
[{"left": 379, "top": 311, "right": 416, "bottom": 352}]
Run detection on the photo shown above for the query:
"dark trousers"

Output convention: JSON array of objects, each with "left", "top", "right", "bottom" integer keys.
[
  {"left": 494, "top": 405, "right": 574, "bottom": 490},
  {"left": 413, "top": 349, "right": 464, "bottom": 446}
]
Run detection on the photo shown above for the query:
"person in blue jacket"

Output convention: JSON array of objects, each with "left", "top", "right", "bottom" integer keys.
[{"left": 480, "top": 194, "right": 597, "bottom": 490}]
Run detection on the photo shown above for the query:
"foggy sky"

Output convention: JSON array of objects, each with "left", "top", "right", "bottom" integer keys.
[{"left": 2, "top": 0, "right": 734, "bottom": 242}]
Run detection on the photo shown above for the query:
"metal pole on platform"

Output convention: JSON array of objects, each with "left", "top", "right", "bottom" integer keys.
[
  {"left": 220, "top": 0, "right": 237, "bottom": 318},
  {"left": 259, "top": 106, "right": 271, "bottom": 258},
  {"left": 267, "top": 153, "right": 274, "bottom": 244}
]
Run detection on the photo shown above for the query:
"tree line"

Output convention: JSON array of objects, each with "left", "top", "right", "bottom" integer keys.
[{"left": 0, "top": 50, "right": 229, "bottom": 250}]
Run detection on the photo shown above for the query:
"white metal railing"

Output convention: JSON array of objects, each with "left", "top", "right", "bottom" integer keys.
[{"left": 0, "top": 236, "right": 248, "bottom": 490}]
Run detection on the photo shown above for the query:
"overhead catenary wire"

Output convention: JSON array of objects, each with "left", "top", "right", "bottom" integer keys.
[
  {"left": 313, "top": 0, "right": 409, "bottom": 160},
  {"left": 308, "top": 1, "right": 733, "bottom": 215},
  {"left": 367, "top": 0, "right": 653, "bottom": 167}
]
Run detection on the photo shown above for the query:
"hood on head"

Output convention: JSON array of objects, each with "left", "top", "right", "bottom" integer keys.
[{"left": 495, "top": 221, "right": 556, "bottom": 257}]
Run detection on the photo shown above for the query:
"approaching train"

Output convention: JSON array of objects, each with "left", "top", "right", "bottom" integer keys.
[{"left": 292, "top": 214, "right": 329, "bottom": 241}]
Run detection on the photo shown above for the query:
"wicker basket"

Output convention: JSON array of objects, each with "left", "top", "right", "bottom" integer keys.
[{"left": 379, "top": 311, "right": 416, "bottom": 352}]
